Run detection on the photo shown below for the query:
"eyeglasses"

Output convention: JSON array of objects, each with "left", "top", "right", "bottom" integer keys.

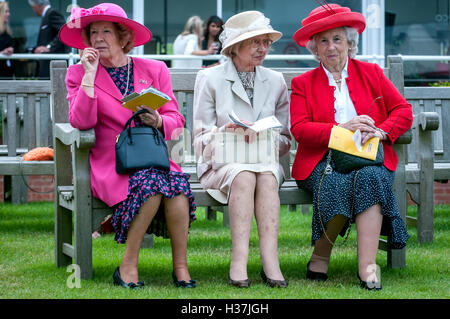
[{"left": 247, "top": 38, "right": 273, "bottom": 49}]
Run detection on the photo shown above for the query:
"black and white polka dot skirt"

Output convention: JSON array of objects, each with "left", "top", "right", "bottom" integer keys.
[{"left": 296, "top": 158, "right": 409, "bottom": 249}]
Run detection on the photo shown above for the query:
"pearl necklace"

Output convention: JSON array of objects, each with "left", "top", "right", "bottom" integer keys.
[{"left": 124, "top": 57, "right": 131, "bottom": 96}]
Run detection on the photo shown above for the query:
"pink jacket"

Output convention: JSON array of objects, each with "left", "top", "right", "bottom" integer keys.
[{"left": 66, "top": 57, "right": 184, "bottom": 207}]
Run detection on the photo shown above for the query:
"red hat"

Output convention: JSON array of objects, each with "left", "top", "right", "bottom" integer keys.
[
  {"left": 59, "top": 3, "right": 152, "bottom": 50},
  {"left": 293, "top": 3, "right": 365, "bottom": 47}
]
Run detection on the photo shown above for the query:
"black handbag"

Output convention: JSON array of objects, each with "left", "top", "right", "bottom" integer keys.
[
  {"left": 115, "top": 109, "right": 170, "bottom": 174},
  {"left": 331, "top": 143, "right": 384, "bottom": 174}
]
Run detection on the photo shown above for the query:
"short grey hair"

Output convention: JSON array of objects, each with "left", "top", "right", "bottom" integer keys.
[
  {"left": 28, "top": 0, "right": 50, "bottom": 7},
  {"left": 306, "top": 26, "right": 359, "bottom": 61}
]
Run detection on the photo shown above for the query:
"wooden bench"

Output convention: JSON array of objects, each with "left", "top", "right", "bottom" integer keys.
[
  {"left": 52, "top": 57, "right": 411, "bottom": 279},
  {"left": 405, "top": 85, "right": 450, "bottom": 243},
  {"left": 0, "top": 81, "right": 54, "bottom": 203}
]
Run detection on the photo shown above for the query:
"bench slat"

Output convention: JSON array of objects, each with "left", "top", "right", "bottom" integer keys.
[{"left": 0, "top": 158, "right": 53, "bottom": 175}]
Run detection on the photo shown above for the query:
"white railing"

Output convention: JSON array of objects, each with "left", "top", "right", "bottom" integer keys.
[{"left": 0, "top": 53, "right": 448, "bottom": 67}]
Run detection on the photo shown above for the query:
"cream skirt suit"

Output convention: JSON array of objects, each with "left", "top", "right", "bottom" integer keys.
[{"left": 193, "top": 60, "right": 291, "bottom": 203}]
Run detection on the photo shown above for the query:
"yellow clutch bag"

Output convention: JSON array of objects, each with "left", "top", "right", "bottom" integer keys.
[
  {"left": 328, "top": 125, "right": 379, "bottom": 160},
  {"left": 327, "top": 125, "right": 384, "bottom": 173}
]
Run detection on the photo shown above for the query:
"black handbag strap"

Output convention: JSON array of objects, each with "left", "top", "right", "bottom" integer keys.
[
  {"left": 123, "top": 109, "right": 150, "bottom": 130},
  {"left": 122, "top": 109, "right": 162, "bottom": 145},
  {"left": 316, "top": 151, "right": 354, "bottom": 248}
]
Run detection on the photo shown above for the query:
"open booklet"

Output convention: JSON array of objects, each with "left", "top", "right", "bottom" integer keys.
[
  {"left": 121, "top": 86, "right": 171, "bottom": 112},
  {"left": 228, "top": 110, "right": 283, "bottom": 133}
]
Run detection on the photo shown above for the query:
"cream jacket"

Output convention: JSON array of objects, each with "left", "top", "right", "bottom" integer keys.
[{"left": 193, "top": 60, "right": 291, "bottom": 188}]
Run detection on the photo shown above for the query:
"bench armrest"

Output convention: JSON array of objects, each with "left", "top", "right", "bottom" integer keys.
[
  {"left": 394, "top": 129, "right": 412, "bottom": 145},
  {"left": 54, "top": 123, "right": 96, "bottom": 149},
  {"left": 413, "top": 112, "right": 439, "bottom": 131}
]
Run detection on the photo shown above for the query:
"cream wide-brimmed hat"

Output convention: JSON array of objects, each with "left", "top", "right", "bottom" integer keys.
[{"left": 219, "top": 11, "right": 282, "bottom": 57}]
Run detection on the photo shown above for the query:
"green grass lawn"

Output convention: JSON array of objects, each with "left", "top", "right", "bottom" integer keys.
[{"left": 0, "top": 202, "right": 448, "bottom": 299}]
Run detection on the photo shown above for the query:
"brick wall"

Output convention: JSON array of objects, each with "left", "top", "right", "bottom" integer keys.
[
  {"left": 0, "top": 175, "right": 55, "bottom": 202},
  {"left": 434, "top": 182, "right": 450, "bottom": 204},
  {"left": 0, "top": 175, "right": 449, "bottom": 204}
]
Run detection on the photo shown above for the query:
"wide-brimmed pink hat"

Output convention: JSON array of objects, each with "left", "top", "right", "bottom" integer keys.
[
  {"left": 59, "top": 3, "right": 152, "bottom": 49},
  {"left": 293, "top": 3, "right": 365, "bottom": 47}
]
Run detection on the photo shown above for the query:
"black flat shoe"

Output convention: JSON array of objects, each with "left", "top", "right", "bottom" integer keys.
[
  {"left": 357, "top": 272, "right": 382, "bottom": 291},
  {"left": 260, "top": 269, "right": 288, "bottom": 288},
  {"left": 306, "top": 261, "right": 328, "bottom": 282},
  {"left": 172, "top": 271, "right": 196, "bottom": 288},
  {"left": 113, "top": 267, "right": 145, "bottom": 289},
  {"left": 228, "top": 274, "right": 250, "bottom": 288}
]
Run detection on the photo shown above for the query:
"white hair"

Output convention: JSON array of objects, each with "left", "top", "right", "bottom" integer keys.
[{"left": 306, "top": 26, "right": 359, "bottom": 61}]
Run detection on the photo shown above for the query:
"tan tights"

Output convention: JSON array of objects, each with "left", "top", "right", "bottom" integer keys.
[
  {"left": 228, "top": 171, "right": 284, "bottom": 281},
  {"left": 310, "top": 204, "right": 383, "bottom": 281},
  {"left": 119, "top": 193, "right": 191, "bottom": 284}
]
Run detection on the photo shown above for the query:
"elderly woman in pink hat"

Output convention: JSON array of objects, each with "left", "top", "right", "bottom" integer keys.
[
  {"left": 290, "top": 3, "right": 413, "bottom": 290},
  {"left": 193, "top": 11, "right": 291, "bottom": 288},
  {"left": 59, "top": 3, "right": 196, "bottom": 289}
]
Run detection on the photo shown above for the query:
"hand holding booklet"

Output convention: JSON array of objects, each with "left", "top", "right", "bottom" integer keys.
[
  {"left": 121, "top": 85, "right": 171, "bottom": 112},
  {"left": 228, "top": 110, "right": 283, "bottom": 133},
  {"left": 328, "top": 125, "right": 379, "bottom": 160}
]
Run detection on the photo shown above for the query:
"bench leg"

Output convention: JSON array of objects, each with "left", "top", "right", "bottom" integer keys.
[
  {"left": 3, "top": 175, "right": 11, "bottom": 202},
  {"left": 387, "top": 247, "right": 406, "bottom": 269},
  {"left": 301, "top": 205, "right": 311, "bottom": 214},
  {"left": 205, "top": 207, "right": 217, "bottom": 221},
  {"left": 389, "top": 143, "right": 407, "bottom": 268},
  {"left": 141, "top": 233, "right": 154, "bottom": 248},
  {"left": 73, "top": 147, "right": 93, "bottom": 279},
  {"left": 74, "top": 202, "right": 93, "bottom": 280},
  {"left": 12, "top": 175, "right": 28, "bottom": 204},
  {"left": 417, "top": 130, "right": 434, "bottom": 244},
  {"left": 55, "top": 205, "right": 72, "bottom": 268},
  {"left": 54, "top": 139, "right": 73, "bottom": 269},
  {"left": 223, "top": 206, "right": 230, "bottom": 227}
]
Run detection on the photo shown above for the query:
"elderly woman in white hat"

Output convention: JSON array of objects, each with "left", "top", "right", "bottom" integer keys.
[{"left": 193, "top": 11, "right": 291, "bottom": 288}]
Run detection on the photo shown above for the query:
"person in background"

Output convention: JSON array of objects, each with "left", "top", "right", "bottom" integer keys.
[
  {"left": 202, "top": 15, "right": 224, "bottom": 68},
  {"left": 0, "top": 0, "right": 14, "bottom": 79},
  {"left": 173, "top": 15, "right": 217, "bottom": 69},
  {"left": 29, "top": 0, "right": 69, "bottom": 78},
  {"left": 290, "top": 3, "right": 413, "bottom": 290}
]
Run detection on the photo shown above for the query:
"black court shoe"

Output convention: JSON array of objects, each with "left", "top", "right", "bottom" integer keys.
[
  {"left": 113, "top": 267, "right": 145, "bottom": 289},
  {"left": 172, "top": 271, "right": 196, "bottom": 288},
  {"left": 306, "top": 261, "right": 328, "bottom": 282},
  {"left": 357, "top": 272, "right": 382, "bottom": 291},
  {"left": 260, "top": 269, "right": 288, "bottom": 288},
  {"left": 228, "top": 274, "right": 250, "bottom": 288}
]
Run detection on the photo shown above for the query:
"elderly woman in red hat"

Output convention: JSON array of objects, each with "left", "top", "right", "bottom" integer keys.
[
  {"left": 59, "top": 3, "right": 196, "bottom": 289},
  {"left": 290, "top": 3, "right": 413, "bottom": 290}
]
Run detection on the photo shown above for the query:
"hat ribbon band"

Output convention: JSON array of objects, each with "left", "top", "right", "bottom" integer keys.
[{"left": 70, "top": 6, "right": 106, "bottom": 22}]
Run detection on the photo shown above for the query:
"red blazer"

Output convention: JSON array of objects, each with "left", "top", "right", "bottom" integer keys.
[{"left": 290, "top": 58, "right": 413, "bottom": 181}]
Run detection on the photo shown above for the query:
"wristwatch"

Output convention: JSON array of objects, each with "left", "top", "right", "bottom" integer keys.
[{"left": 46, "top": 44, "right": 51, "bottom": 50}]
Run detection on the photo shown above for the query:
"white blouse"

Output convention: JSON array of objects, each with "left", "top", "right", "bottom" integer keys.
[
  {"left": 321, "top": 59, "right": 357, "bottom": 124},
  {"left": 172, "top": 34, "right": 203, "bottom": 69}
]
